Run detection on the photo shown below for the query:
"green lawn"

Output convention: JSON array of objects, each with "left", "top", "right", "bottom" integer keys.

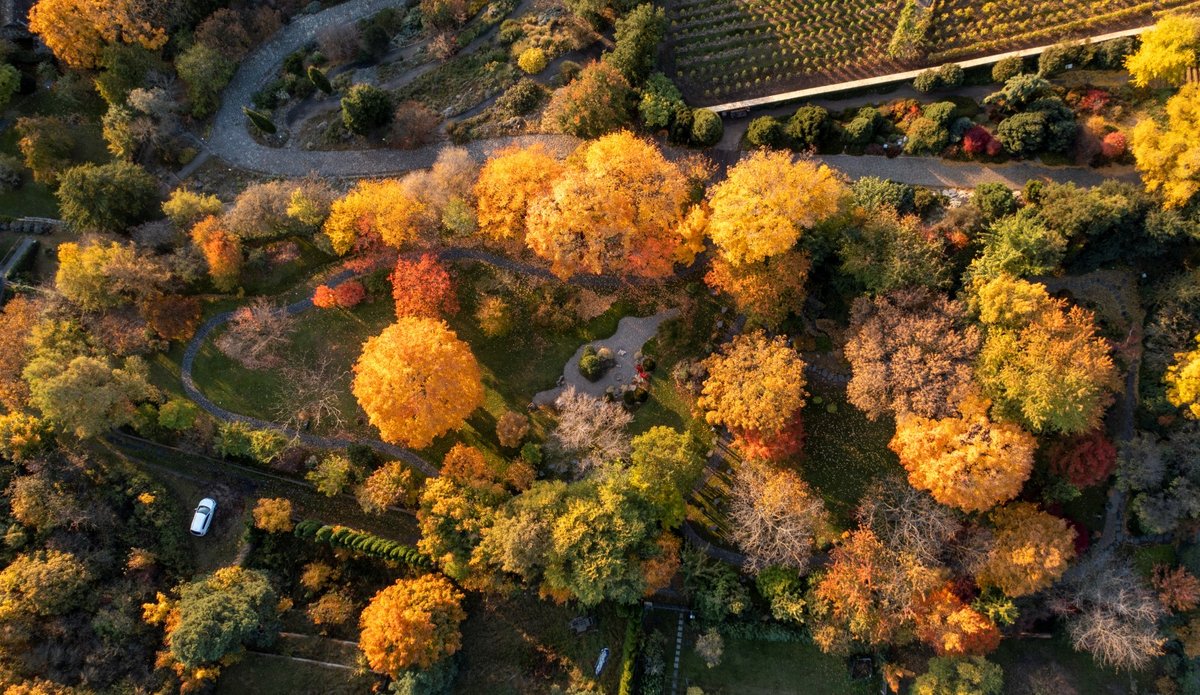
[
  {"left": 989, "top": 632, "right": 1149, "bottom": 694},
  {"left": 679, "top": 633, "right": 876, "bottom": 695},
  {"left": 800, "top": 385, "right": 902, "bottom": 529},
  {"left": 216, "top": 652, "right": 377, "bottom": 695}
]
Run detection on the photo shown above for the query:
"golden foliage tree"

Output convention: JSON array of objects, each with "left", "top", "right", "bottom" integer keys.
[
  {"left": 915, "top": 584, "right": 1002, "bottom": 656},
  {"left": 356, "top": 461, "right": 418, "bottom": 514},
  {"left": 889, "top": 392, "right": 1036, "bottom": 513},
  {"left": 0, "top": 297, "right": 41, "bottom": 413},
  {"left": 1167, "top": 334, "right": 1200, "bottom": 419},
  {"left": 251, "top": 498, "right": 294, "bottom": 533},
  {"left": 975, "top": 275, "right": 1119, "bottom": 436},
  {"left": 190, "top": 216, "right": 242, "bottom": 293},
  {"left": 1132, "top": 83, "right": 1200, "bottom": 208},
  {"left": 322, "top": 179, "right": 430, "bottom": 255},
  {"left": 704, "top": 249, "right": 812, "bottom": 330},
  {"left": 698, "top": 331, "right": 807, "bottom": 440},
  {"left": 358, "top": 574, "right": 466, "bottom": 675},
  {"left": 29, "top": 0, "right": 168, "bottom": 69},
  {"left": 704, "top": 150, "right": 845, "bottom": 266},
  {"left": 352, "top": 318, "right": 483, "bottom": 448},
  {"left": 977, "top": 502, "right": 1076, "bottom": 597},
  {"left": 474, "top": 143, "right": 564, "bottom": 244},
  {"left": 525, "top": 131, "right": 691, "bottom": 278},
  {"left": 1124, "top": 14, "right": 1200, "bottom": 88}
]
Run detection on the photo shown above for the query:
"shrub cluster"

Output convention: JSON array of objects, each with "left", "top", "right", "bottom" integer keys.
[{"left": 294, "top": 519, "right": 431, "bottom": 568}]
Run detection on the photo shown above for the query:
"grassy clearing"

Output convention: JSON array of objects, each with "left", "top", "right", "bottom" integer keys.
[
  {"left": 216, "top": 652, "right": 376, "bottom": 695},
  {"left": 393, "top": 48, "right": 518, "bottom": 115},
  {"left": 678, "top": 630, "right": 875, "bottom": 695},
  {"left": 989, "top": 632, "right": 1148, "bottom": 694},
  {"left": 454, "top": 592, "right": 626, "bottom": 694}
]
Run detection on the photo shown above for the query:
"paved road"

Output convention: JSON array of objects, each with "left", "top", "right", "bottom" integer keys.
[{"left": 199, "top": 0, "right": 1143, "bottom": 190}]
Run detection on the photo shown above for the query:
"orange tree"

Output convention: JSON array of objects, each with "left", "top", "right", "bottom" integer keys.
[
  {"left": 474, "top": 143, "right": 564, "bottom": 244},
  {"left": 351, "top": 318, "right": 483, "bottom": 448},
  {"left": 29, "top": 0, "right": 168, "bottom": 69},
  {"left": 525, "top": 131, "right": 691, "bottom": 278},
  {"left": 976, "top": 502, "right": 1076, "bottom": 597},
  {"left": 391, "top": 253, "right": 459, "bottom": 319},
  {"left": 322, "top": 179, "right": 430, "bottom": 254},
  {"left": 190, "top": 216, "right": 242, "bottom": 292},
  {"left": 359, "top": 574, "right": 466, "bottom": 675}
]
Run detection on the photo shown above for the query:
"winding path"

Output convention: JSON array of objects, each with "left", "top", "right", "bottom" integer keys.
[{"left": 199, "top": 0, "right": 1144, "bottom": 189}]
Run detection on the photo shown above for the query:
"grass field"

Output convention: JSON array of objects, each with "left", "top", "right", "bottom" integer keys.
[
  {"left": 216, "top": 653, "right": 376, "bottom": 695},
  {"left": 678, "top": 631, "right": 876, "bottom": 695},
  {"left": 666, "top": 0, "right": 1200, "bottom": 105}
]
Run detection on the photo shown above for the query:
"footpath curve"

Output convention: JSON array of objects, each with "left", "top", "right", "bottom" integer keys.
[{"left": 201, "top": 0, "right": 1141, "bottom": 188}]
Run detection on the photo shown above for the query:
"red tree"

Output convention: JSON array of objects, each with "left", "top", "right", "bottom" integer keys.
[
  {"left": 313, "top": 285, "right": 337, "bottom": 309},
  {"left": 391, "top": 253, "right": 458, "bottom": 319},
  {"left": 733, "top": 413, "right": 805, "bottom": 462},
  {"left": 962, "top": 126, "right": 1002, "bottom": 157},
  {"left": 1049, "top": 430, "right": 1117, "bottom": 488},
  {"left": 1100, "top": 131, "right": 1127, "bottom": 159},
  {"left": 314, "top": 280, "right": 366, "bottom": 309}
]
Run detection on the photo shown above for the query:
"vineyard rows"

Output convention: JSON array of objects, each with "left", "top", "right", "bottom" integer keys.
[{"left": 666, "top": 0, "right": 1200, "bottom": 105}]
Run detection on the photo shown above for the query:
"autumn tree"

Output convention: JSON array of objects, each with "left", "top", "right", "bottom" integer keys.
[
  {"left": 391, "top": 253, "right": 459, "bottom": 318},
  {"left": 15, "top": 116, "right": 73, "bottom": 185},
  {"left": 857, "top": 476, "right": 962, "bottom": 567},
  {"left": 55, "top": 240, "right": 169, "bottom": 311},
  {"left": 306, "top": 453, "right": 361, "bottom": 497},
  {"left": 890, "top": 392, "right": 1036, "bottom": 513},
  {"left": 541, "top": 61, "right": 633, "bottom": 137},
  {"left": 26, "top": 354, "right": 158, "bottom": 438},
  {"left": 547, "top": 386, "right": 632, "bottom": 473},
  {"left": 353, "top": 318, "right": 483, "bottom": 448},
  {"left": 191, "top": 215, "right": 243, "bottom": 292},
  {"left": 628, "top": 426, "right": 705, "bottom": 529},
  {"left": 704, "top": 249, "right": 812, "bottom": 329},
  {"left": 525, "top": 131, "right": 690, "bottom": 278},
  {"left": 728, "top": 460, "right": 830, "bottom": 572},
  {"left": 1167, "top": 333, "right": 1200, "bottom": 418},
  {"left": 357, "top": 461, "right": 418, "bottom": 514},
  {"left": 163, "top": 188, "right": 223, "bottom": 230},
  {"left": 704, "top": 150, "right": 845, "bottom": 265},
  {"left": 846, "top": 288, "right": 981, "bottom": 421},
  {"left": 915, "top": 584, "right": 1002, "bottom": 656},
  {"left": 0, "top": 297, "right": 42, "bottom": 412},
  {"left": 1116, "top": 426, "right": 1200, "bottom": 535},
  {"left": 1132, "top": 83, "right": 1200, "bottom": 208},
  {"left": 1124, "top": 14, "right": 1200, "bottom": 88},
  {"left": 142, "top": 295, "right": 202, "bottom": 342},
  {"left": 252, "top": 498, "right": 294, "bottom": 533},
  {"left": 495, "top": 410, "right": 530, "bottom": 448},
  {"left": 698, "top": 331, "right": 807, "bottom": 450},
  {"left": 839, "top": 208, "right": 950, "bottom": 293},
  {"left": 214, "top": 298, "right": 293, "bottom": 370},
  {"left": 166, "top": 567, "right": 280, "bottom": 670},
  {"left": 912, "top": 656, "right": 1003, "bottom": 695},
  {"left": 1051, "top": 550, "right": 1166, "bottom": 671},
  {"left": 29, "top": 0, "right": 168, "bottom": 69},
  {"left": 809, "top": 528, "right": 945, "bottom": 653},
  {"left": 977, "top": 503, "right": 1075, "bottom": 597},
  {"left": 1049, "top": 430, "right": 1118, "bottom": 488},
  {"left": 313, "top": 280, "right": 365, "bottom": 310},
  {"left": 359, "top": 574, "right": 466, "bottom": 676},
  {"left": 974, "top": 275, "right": 1120, "bottom": 435},
  {"left": 322, "top": 178, "right": 430, "bottom": 254},
  {"left": 474, "top": 143, "right": 565, "bottom": 244},
  {"left": 1152, "top": 565, "right": 1200, "bottom": 613},
  {"left": 307, "top": 591, "right": 356, "bottom": 631},
  {"left": 0, "top": 550, "right": 90, "bottom": 622}
]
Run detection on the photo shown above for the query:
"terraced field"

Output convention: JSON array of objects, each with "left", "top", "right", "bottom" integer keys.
[{"left": 665, "top": 0, "right": 1200, "bottom": 105}]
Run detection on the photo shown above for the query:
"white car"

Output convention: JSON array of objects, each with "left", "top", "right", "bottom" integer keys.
[{"left": 190, "top": 498, "right": 217, "bottom": 537}]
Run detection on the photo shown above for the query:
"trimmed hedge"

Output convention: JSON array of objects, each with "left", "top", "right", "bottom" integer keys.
[
  {"left": 618, "top": 617, "right": 640, "bottom": 695},
  {"left": 294, "top": 520, "right": 431, "bottom": 568}
]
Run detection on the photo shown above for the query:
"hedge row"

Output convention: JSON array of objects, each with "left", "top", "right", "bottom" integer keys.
[
  {"left": 294, "top": 519, "right": 431, "bottom": 568},
  {"left": 618, "top": 617, "right": 640, "bottom": 695}
]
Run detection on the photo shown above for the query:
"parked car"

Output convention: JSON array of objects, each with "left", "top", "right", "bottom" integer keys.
[{"left": 190, "top": 498, "right": 217, "bottom": 537}]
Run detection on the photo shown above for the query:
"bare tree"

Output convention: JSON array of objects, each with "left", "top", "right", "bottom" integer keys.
[
  {"left": 1050, "top": 549, "right": 1166, "bottom": 671},
  {"left": 857, "top": 475, "right": 962, "bottom": 566},
  {"left": 547, "top": 386, "right": 631, "bottom": 475},
  {"left": 215, "top": 298, "right": 294, "bottom": 370},
  {"left": 273, "top": 355, "right": 349, "bottom": 432},
  {"left": 728, "top": 460, "right": 830, "bottom": 573}
]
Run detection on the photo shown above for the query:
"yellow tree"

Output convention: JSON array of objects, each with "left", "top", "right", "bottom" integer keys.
[
  {"left": 889, "top": 391, "right": 1036, "bottom": 513},
  {"left": 1132, "top": 83, "right": 1200, "bottom": 208},
  {"left": 358, "top": 574, "right": 466, "bottom": 676},
  {"left": 473, "top": 143, "right": 564, "bottom": 244},
  {"left": 976, "top": 502, "right": 1076, "bottom": 597},
  {"left": 1167, "top": 334, "right": 1200, "bottom": 419},
  {"left": 975, "top": 275, "right": 1119, "bottom": 436},
  {"left": 251, "top": 498, "right": 294, "bottom": 533},
  {"left": 0, "top": 297, "right": 41, "bottom": 412},
  {"left": 704, "top": 249, "right": 812, "bottom": 330},
  {"left": 29, "top": 0, "right": 168, "bottom": 69},
  {"left": 698, "top": 331, "right": 807, "bottom": 446},
  {"left": 352, "top": 317, "right": 483, "bottom": 448},
  {"left": 705, "top": 150, "right": 846, "bottom": 266},
  {"left": 525, "top": 131, "right": 691, "bottom": 278},
  {"left": 322, "top": 179, "right": 430, "bottom": 254},
  {"left": 1124, "top": 14, "right": 1200, "bottom": 88},
  {"left": 915, "top": 584, "right": 1002, "bottom": 656}
]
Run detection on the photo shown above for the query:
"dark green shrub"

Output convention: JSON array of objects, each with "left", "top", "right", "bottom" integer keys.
[
  {"left": 283, "top": 50, "right": 306, "bottom": 76},
  {"left": 1038, "top": 42, "right": 1078, "bottom": 77},
  {"left": 308, "top": 66, "right": 333, "bottom": 94},
  {"left": 496, "top": 78, "right": 548, "bottom": 116},
  {"left": 498, "top": 19, "right": 523, "bottom": 43},
  {"left": 520, "top": 442, "right": 542, "bottom": 467},
  {"left": 842, "top": 107, "right": 882, "bottom": 145},
  {"left": 852, "top": 176, "right": 915, "bottom": 214},
  {"left": 973, "top": 182, "right": 1018, "bottom": 223},
  {"left": 913, "top": 68, "right": 941, "bottom": 93},
  {"left": 618, "top": 618, "right": 639, "bottom": 695},
  {"left": 243, "top": 107, "right": 277, "bottom": 135},
  {"left": 1095, "top": 37, "right": 1135, "bottom": 69},
  {"left": 359, "top": 24, "right": 391, "bottom": 61},
  {"left": 691, "top": 108, "right": 723, "bottom": 146},
  {"left": 341, "top": 83, "right": 392, "bottom": 134},
  {"left": 607, "top": 4, "right": 666, "bottom": 85},
  {"left": 667, "top": 102, "right": 694, "bottom": 144},
  {"left": 937, "top": 63, "right": 964, "bottom": 88},
  {"left": 923, "top": 101, "right": 956, "bottom": 127},
  {"left": 559, "top": 60, "right": 582, "bottom": 84},
  {"left": 995, "top": 111, "right": 1047, "bottom": 157},
  {"left": 991, "top": 56, "right": 1025, "bottom": 83},
  {"left": 904, "top": 116, "right": 949, "bottom": 154},
  {"left": 746, "top": 116, "right": 785, "bottom": 148},
  {"left": 784, "top": 105, "right": 830, "bottom": 151},
  {"left": 912, "top": 187, "right": 946, "bottom": 218},
  {"left": 579, "top": 345, "right": 605, "bottom": 381},
  {"left": 56, "top": 161, "right": 158, "bottom": 233}
]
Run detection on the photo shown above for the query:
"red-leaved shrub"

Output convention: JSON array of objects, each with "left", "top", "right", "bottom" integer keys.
[{"left": 1049, "top": 430, "right": 1117, "bottom": 488}]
